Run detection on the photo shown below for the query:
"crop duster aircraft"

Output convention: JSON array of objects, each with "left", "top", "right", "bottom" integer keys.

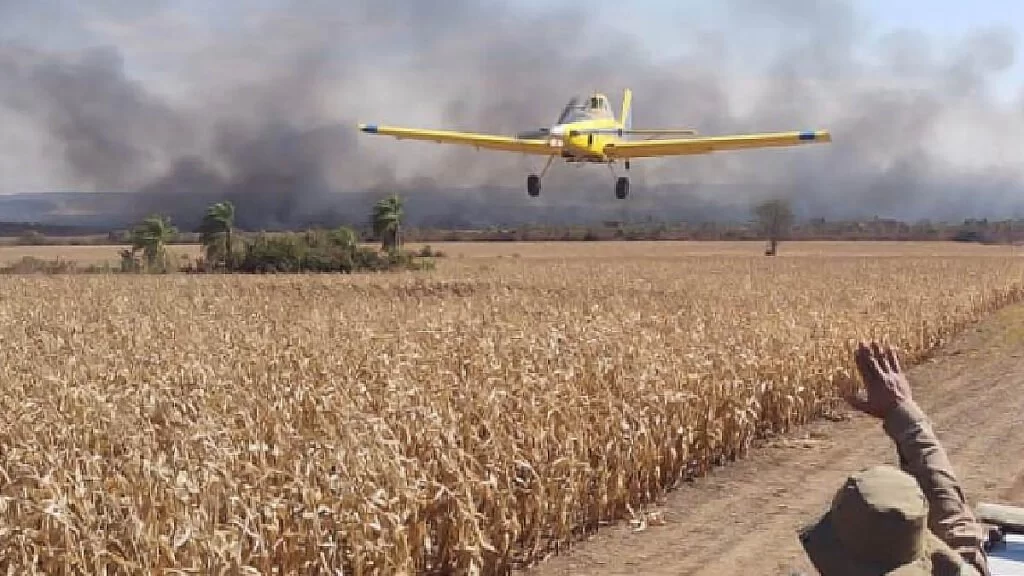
[{"left": 358, "top": 89, "right": 831, "bottom": 199}]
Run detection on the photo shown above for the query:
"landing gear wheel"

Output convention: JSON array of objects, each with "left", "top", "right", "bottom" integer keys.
[
  {"left": 615, "top": 176, "right": 629, "bottom": 199},
  {"left": 527, "top": 174, "right": 541, "bottom": 197}
]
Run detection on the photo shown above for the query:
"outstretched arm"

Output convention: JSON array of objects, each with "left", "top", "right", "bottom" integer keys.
[
  {"left": 847, "top": 342, "right": 990, "bottom": 576},
  {"left": 883, "top": 399, "right": 989, "bottom": 575}
]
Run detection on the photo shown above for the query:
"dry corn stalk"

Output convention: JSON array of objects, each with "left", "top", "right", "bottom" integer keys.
[{"left": 0, "top": 248, "right": 1022, "bottom": 574}]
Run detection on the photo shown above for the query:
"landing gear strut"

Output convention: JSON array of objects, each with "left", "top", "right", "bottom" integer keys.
[{"left": 526, "top": 155, "right": 556, "bottom": 198}]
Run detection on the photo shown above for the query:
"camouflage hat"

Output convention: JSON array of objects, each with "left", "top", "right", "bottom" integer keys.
[{"left": 799, "top": 465, "right": 978, "bottom": 575}]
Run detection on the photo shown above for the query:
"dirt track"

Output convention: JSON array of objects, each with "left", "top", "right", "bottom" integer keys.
[{"left": 525, "top": 304, "right": 1024, "bottom": 576}]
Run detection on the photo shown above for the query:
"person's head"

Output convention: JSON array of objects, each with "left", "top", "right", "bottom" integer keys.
[{"left": 799, "top": 465, "right": 978, "bottom": 575}]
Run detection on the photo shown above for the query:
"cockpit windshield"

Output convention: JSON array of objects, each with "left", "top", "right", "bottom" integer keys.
[
  {"left": 556, "top": 94, "right": 612, "bottom": 124},
  {"left": 556, "top": 97, "right": 586, "bottom": 124}
]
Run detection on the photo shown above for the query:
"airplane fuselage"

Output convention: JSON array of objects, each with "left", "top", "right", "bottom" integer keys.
[
  {"left": 548, "top": 118, "right": 622, "bottom": 162},
  {"left": 542, "top": 92, "right": 625, "bottom": 162}
]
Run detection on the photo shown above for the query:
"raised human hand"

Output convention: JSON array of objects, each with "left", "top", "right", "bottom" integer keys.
[{"left": 846, "top": 341, "right": 913, "bottom": 419}]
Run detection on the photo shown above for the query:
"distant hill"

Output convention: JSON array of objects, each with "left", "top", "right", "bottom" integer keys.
[
  {"left": 0, "top": 193, "right": 136, "bottom": 229},
  {"left": 0, "top": 186, "right": 760, "bottom": 232},
  {"left": 0, "top": 221, "right": 113, "bottom": 237},
  {"left": 1, "top": 190, "right": 1021, "bottom": 245}
]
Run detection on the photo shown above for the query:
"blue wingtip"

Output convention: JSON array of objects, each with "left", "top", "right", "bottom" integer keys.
[
  {"left": 798, "top": 131, "right": 816, "bottom": 141},
  {"left": 360, "top": 124, "right": 379, "bottom": 134}
]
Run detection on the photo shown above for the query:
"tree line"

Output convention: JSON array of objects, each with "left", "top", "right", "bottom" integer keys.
[
  {"left": 119, "top": 194, "right": 436, "bottom": 274},
  {"left": 7, "top": 197, "right": 1024, "bottom": 253},
  {"left": 386, "top": 203, "right": 1024, "bottom": 249}
]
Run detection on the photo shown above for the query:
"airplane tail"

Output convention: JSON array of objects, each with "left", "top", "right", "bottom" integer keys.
[{"left": 620, "top": 88, "right": 632, "bottom": 131}]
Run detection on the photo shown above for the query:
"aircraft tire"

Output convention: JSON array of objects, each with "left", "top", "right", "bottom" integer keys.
[
  {"left": 527, "top": 174, "right": 541, "bottom": 197},
  {"left": 615, "top": 176, "right": 629, "bottom": 199}
]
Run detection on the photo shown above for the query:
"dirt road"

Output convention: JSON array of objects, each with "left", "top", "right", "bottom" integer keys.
[{"left": 525, "top": 304, "right": 1024, "bottom": 576}]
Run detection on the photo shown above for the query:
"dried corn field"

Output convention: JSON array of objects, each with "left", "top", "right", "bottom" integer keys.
[{"left": 2, "top": 242, "right": 1024, "bottom": 575}]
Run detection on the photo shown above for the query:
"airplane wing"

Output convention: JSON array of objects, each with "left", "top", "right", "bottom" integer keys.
[
  {"left": 358, "top": 124, "right": 557, "bottom": 155},
  {"left": 602, "top": 130, "right": 831, "bottom": 159}
]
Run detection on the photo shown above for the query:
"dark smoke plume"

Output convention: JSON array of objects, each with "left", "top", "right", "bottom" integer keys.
[{"left": 2, "top": 0, "right": 1024, "bottom": 228}]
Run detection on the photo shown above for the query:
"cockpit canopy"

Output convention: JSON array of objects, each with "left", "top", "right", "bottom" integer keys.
[{"left": 556, "top": 93, "right": 614, "bottom": 124}]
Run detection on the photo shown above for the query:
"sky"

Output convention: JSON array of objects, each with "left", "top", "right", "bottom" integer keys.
[
  {"left": 3, "top": 0, "right": 1024, "bottom": 224},
  {"left": 587, "top": 0, "right": 1024, "bottom": 98},
  {"left": 5, "top": 1, "right": 1023, "bottom": 100}
]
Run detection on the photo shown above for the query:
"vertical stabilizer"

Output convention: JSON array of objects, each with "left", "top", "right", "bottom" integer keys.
[{"left": 620, "top": 88, "right": 633, "bottom": 131}]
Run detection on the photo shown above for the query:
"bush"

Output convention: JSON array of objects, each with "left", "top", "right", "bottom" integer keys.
[
  {"left": 235, "top": 234, "right": 305, "bottom": 273},
  {"left": 227, "top": 229, "right": 422, "bottom": 274}
]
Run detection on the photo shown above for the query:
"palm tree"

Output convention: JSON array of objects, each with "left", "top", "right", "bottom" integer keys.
[
  {"left": 130, "top": 214, "right": 178, "bottom": 272},
  {"left": 199, "top": 201, "right": 236, "bottom": 269},
  {"left": 371, "top": 194, "right": 404, "bottom": 252}
]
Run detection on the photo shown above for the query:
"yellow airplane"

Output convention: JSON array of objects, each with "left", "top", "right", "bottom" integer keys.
[{"left": 358, "top": 89, "right": 831, "bottom": 199}]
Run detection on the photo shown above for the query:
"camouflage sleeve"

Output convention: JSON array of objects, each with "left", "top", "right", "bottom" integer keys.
[{"left": 883, "top": 400, "right": 991, "bottom": 576}]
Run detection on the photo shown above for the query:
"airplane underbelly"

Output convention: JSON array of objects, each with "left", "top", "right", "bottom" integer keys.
[{"left": 564, "top": 134, "right": 605, "bottom": 160}]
